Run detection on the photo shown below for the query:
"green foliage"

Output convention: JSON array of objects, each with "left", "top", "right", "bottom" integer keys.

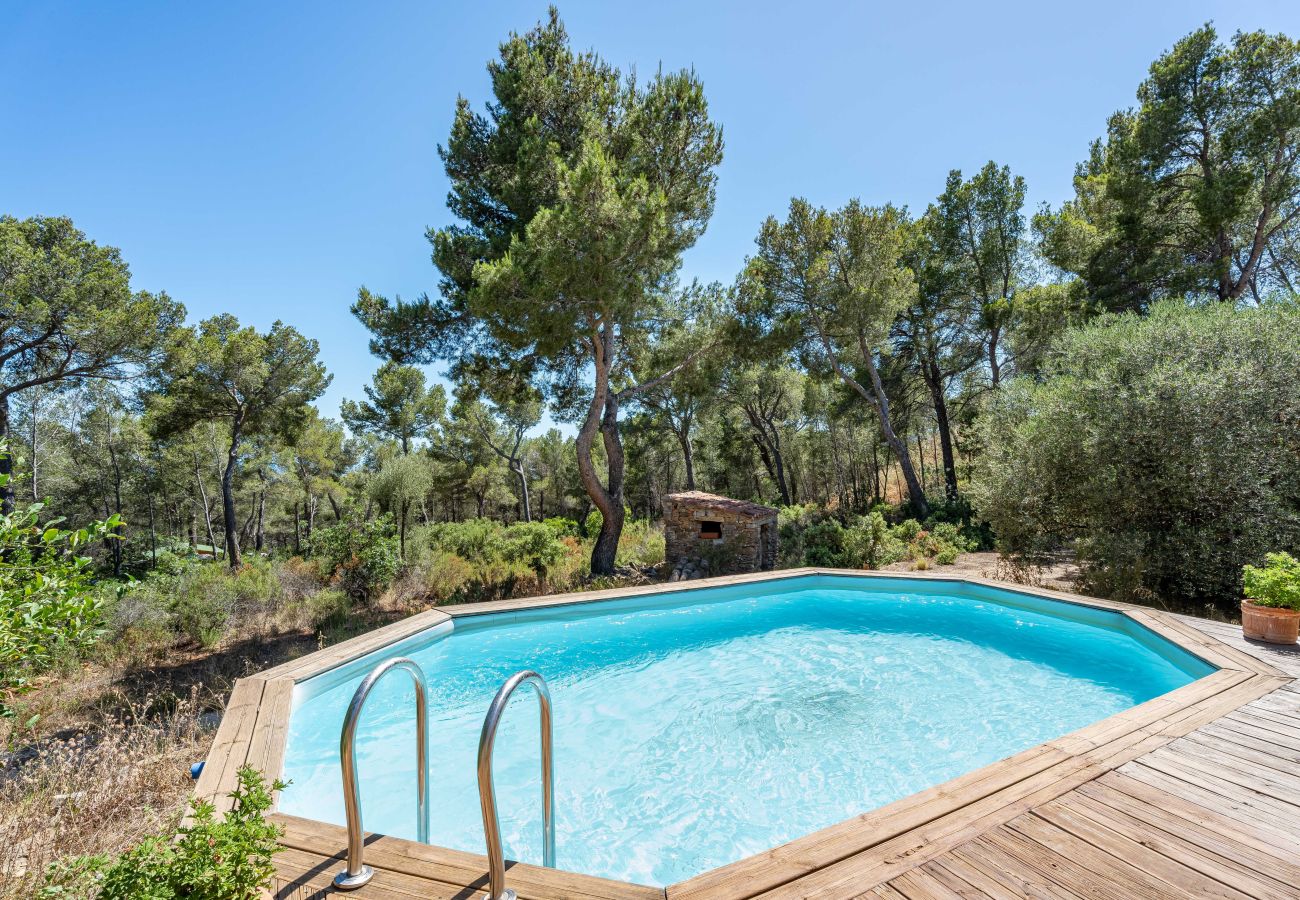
[
  {"left": 501, "top": 521, "right": 567, "bottom": 580},
  {"left": 615, "top": 519, "right": 666, "bottom": 568},
  {"left": 1037, "top": 25, "right": 1300, "bottom": 308},
  {"left": 971, "top": 300, "right": 1300, "bottom": 611},
  {"left": 309, "top": 517, "right": 400, "bottom": 602},
  {"left": 0, "top": 489, "right": 118, "bottom": 692},
  {"left": 0, "top": 216, "right": 184, "bottom": 469},
  {"left": 542, "top": 516, "right": 580, "bottom": 539},
  {"left": 44, "top": 766, "right": 284, "bottom": 900},
  {"left": 341, "top": 362, "right": 445, "bottom": 452},
  {"left": 777, "top": 504, "right": 971, "bottom": 571},
  {"left": 1243, "top": 553, "right": 1300, "bottom": 611}
]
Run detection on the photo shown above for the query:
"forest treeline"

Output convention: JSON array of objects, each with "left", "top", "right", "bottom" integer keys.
[{"left": 3, "top": 14, "right": 1299, "bottom": 620}]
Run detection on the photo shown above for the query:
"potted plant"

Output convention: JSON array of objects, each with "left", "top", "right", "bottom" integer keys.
[{"left": 1241, "top": 552, "right": 1300, "bottom": 644}]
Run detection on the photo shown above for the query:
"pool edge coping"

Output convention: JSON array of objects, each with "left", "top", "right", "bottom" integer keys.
[{"left": 196, "top": 567, "right": 1291, "bottom": 899}]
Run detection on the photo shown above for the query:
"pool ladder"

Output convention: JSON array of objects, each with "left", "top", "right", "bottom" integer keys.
[{"left": 333, "top": 658, "right": 555, "bottom": 900}]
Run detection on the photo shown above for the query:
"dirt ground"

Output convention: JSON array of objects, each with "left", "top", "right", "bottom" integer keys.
[{"left": 883, "top": 550, "right": 1083, "bottom": 593}]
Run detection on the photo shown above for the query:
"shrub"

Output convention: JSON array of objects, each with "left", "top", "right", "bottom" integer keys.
[
  {"left": 417, "top": 519, "right": 505, "bottom": 565},
  {"left": 0, "top": 491, "right": 118, "bottom": 692},
  {"left": 801, "top": 519, "right": 845, "bottom": 567},
  {"left": 971, "top": 300, "right": 1300, "bottom": 611},
  {"left": 310, "top": 517, "right": 400, "bottom": 602},
  {"left": 168, "top": 564, "right": 237, "bottom": 647},
  {"left": 45, "top": 766, "right": 285, "bottom": 900},
  {"left": 421, "top": 551, "right": 475, "bottom": 601},
  {"left": 542, "top": 516, "right": 580, "bottom": 539},
  {"left": 616, "top": 519, "right": 665, "bottom": 568},
  {"left": 501, "top": 522, "right": 567, "bottom": 584},
  {"left": 302, "top": 587, "right": 352, "bottom": 629},
  {"left": 843, "top": 512, "right": 907, "bottom": 569},
  {"left": 1243, "top": 552, "right": 1300, "bottom": 611}
]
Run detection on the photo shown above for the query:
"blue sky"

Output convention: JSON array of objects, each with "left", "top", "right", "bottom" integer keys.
[{"left": 4, "top": 1, "right": 1300, "bottom": 422}]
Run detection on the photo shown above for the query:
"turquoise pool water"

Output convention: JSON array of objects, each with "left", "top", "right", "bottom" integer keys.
[{"left": 278, "top": 575, "right": 1212, "bottom": 886}]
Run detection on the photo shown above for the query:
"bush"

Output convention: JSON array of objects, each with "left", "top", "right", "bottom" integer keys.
[
  {"left": 801, "top": 519, "right": 845, "bottom": 567},
  {"left": 302, "top": 587, "right": 352, "bottom": 629},
  {"left": 1243, "top": 552, "right": 1300, "bottom": 611},
  {"left": 0, "top": 490, "right": 117, "bottom": 692},
  {"left": 310, "top": 517, "right": 400, "bottom": 602},
  {"left": 971, "top": 300, "right": 1300, "bottom": 611},
  {"left": 45, "top": 766, "right": 284, "bottom": 900},
  {"left": 616, "top": 519, "right": 665, "bottom": 568},
  {"left": 542, "top": 516, "right": 580, "bottom": 539},
  {"left": 501, "top": 522, "right": 567, "bottom": 583}
]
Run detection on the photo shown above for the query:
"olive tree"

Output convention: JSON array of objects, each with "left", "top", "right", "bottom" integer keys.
[{"left": 970, "top": 300, "right": 1300, "bottom": 611}]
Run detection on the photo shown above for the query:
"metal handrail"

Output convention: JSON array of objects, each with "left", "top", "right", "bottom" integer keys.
[
  {"left": 477, "top": 670, "right": 555, "bottom": 900},
  {"left": 333, "top": 657, "right": 430, "bottom": 890}
]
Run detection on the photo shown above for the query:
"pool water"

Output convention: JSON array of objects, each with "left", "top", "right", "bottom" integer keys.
[{"left": 278, "top": 575, "right": 1212, "bottom": 886}]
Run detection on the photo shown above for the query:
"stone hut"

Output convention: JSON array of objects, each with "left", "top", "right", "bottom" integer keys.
[{"left": 664, "top": 491, "right": 778, "bottom": 580}]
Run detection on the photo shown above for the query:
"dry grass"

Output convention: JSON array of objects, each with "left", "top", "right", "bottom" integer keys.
[{"left": 0, "top": 691, "right": 212, "bottom": 898}]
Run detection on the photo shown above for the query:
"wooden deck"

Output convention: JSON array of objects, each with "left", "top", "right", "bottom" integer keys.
[{"left": 194, "top": 570, "right": 1300, "bottom": 899}]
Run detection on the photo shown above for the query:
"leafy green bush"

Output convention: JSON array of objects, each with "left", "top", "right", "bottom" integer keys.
[
  {"left": 972, "top": 300, "right": 1300, "bottom": 611},
  {"left": 309, "top": 516, "right": 400, "bottom": 602},
  {"left": 418, "top": 519, "right": 506, "bottom": 564},
  {"left": 420, "top": 550, "right": 475, "bottom": 601},
  {"left": 843, "top": 512, "right": 907, "bottom": 569},
  {"left": 542, "top": 516, "right": 581, "bottom": 538},
  {"left": 44, "top": 766, "right": 284, "bottom": 899},
  {"left": 502, "top": 522, "right": 567, "bottom": 582},
  {"left": 302, "top": 586, "right": 352, "bottom": 629},
  {"left": 615, "top": 519, "right": 665, "bottom": 568},
  {"left": 0, "top": 487, "right": 117, "bottom": 692},
  {"left": 1243, "top": 552, "right": 1300, "bottom": 611}
]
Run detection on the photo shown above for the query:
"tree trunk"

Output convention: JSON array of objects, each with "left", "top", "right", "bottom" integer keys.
[
  {"left": 988, "top": 328, "right": 1002, "bottom": 388},
  {"left": 0, "top": 394, "right": 13, "bottom": 514},
  {"left": 255, "top": 487, "right": 266, "bottom": 552},
  {"left": 221, "top": 419, "right": 243, "bottom": 568},
  {"left": 575, "top": 331, "right": 625, "bottom": 577},
  {"left": 194, "top": 454, "right": 220, "bottom": 560},
  {"left": 592, "top": 392, "right": 627, "bottom": 575},
  {"left": 676, "top": 426, "right": 696, "bottom": 491},
  {"left": 293, "top": 501, "right": 302, "bottom": 555},
  {"left": 399, "top": 498, "right": 408, "bottom": 558},
  {"left": 148, "top": 493, "right": 158, "bottom": 569},
  {"left": 925, "top": 361, "right": 960, "bottom": 503},
  {"left": 108, "top": 441, "right": 125, "bottom": 578},
  {"left": 513, "top": 461, "right": 532, "bottom": 522},
  {"left": 28, "top": 393, "right": 39, "bottom": 504},
  {"left": 860, "top": 352, "right": 928, "bottom": 517}
]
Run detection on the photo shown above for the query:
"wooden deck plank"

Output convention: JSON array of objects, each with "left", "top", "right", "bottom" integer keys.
[
  {"left": 1032, "top": 802, "right": 1254, "bottom": 900},
  {"left": 1114, "top": 760, "right": 1300, "bottom": 850},
  {"left": 731, "top": 672, "right": 1283, "bottom": 900},
  {"left": 273, "top": 813, "right": 664, "bottom": 900},
  {"left": 908, "top": 862, "right": 990, "bottom": 899},
  {"left": 998, "top": 815, "right": 1175, "bottom": 900},
  {"left": 921, "top": 856, "right": 1024, "bottom": 900},
  {"left": 884, "top": 866, "right": 969, "bottom": 900},
  {"left": 947, "top": 837, "right": 1085, "bottom": 900},
  {"left": 1061, "top": 790, "right": 1295, "bottom": 899},
  {"left": 1081, "top": 774, "right": 1300, "bottom": 882},
  {"left": 194, "top": 677, "right": 267, "bottom": 813}
]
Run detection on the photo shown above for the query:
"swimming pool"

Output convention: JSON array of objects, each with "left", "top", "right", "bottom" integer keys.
[{"left": 278, "top": 574, "right": 1213, "bottom": 887}]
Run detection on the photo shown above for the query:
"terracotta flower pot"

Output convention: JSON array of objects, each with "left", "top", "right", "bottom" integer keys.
[{"left": 1241, "top": 599, "right": 1300, "bottom": 645}]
